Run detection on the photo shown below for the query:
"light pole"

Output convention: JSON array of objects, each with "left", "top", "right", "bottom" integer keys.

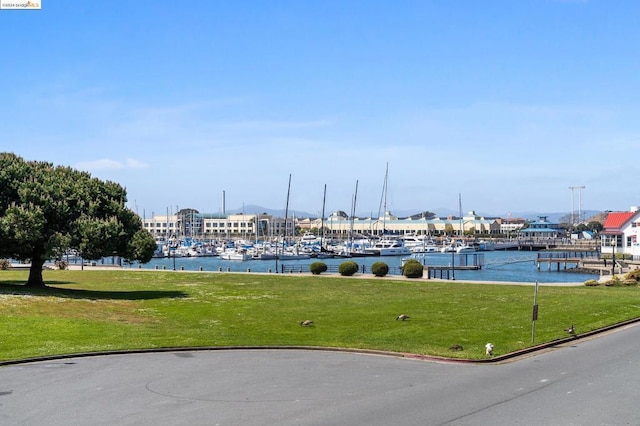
[
  {"left": 451, "top": 248, "right": 455, "bottom": 280},
  {"left": 611, "top": 237, "right": 616, "bottom": 276}
]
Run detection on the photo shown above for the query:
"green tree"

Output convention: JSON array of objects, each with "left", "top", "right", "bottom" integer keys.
[
  {"left": 444, "top": 224, "right": 454, "bottom": 236},
  {"left": 587, "top": 221, "right": 603, "bottom": 233},
  {"left": 0, "top": 153, "right": 156, "bottom": 287}
]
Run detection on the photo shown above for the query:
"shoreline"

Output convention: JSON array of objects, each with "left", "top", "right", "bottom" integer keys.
[{"left": 57, "top": 263, "right": 588, "bottom": 286}]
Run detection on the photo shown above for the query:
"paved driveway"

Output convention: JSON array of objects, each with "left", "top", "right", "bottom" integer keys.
[{"left": 1, "top": 324, "right": 639, "bottom": 425}]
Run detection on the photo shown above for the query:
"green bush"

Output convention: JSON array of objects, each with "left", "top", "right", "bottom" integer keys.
[
  {"left": 309, "top": 261, "right": 328, "bottom": 275},
  {"left": 338, "top": 261, "right": 359, "bottom": 276},
  {"left": 402, "top": 259, "right": 424, "bottom": 278},
  {"left": 371, "top": 261, "right": 389, "bottom": 277},
  {"left": 584, "top": 279, "right": 600, "bottom": 287},
  {"left": 0, "top": 259, "right": 10, "bottom": 270}
]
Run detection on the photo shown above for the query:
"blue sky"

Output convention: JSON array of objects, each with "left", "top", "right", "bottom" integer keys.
[{"left": 2, "top": 1, "right": 639, "bottom": 219}]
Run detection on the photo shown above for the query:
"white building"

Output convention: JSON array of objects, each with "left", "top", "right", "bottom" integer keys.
[
  {"left": 602, "top": 207, "right": 640, "bottom": 260},
  {"left": 143, "top": 210, "right": 293, "bottom": 240}
]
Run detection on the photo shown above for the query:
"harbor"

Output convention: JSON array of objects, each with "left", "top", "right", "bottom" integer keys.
[{"left": 115, "top": 249, "right": 600, "bottom": 284}]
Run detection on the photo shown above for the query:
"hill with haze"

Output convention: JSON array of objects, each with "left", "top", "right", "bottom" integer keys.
[{"left": 226, "top": 205, "right": 604, "bottom": 223}]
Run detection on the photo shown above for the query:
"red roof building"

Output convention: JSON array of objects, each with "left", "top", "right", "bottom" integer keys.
[{"left": 601, "top": 209, "right": 640, "bottom": 259}]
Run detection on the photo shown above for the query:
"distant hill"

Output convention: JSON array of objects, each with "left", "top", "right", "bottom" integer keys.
[{"left": 228, "top": 205, "right": 604, "bottom": 223}]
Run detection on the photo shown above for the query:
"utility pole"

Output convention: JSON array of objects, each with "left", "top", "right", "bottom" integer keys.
[
  {"left": 578, "top": 186, "right": 585, "bottom": 223},
  {"left": 569, "top": 186, "right": 586, "bottom": 224}
]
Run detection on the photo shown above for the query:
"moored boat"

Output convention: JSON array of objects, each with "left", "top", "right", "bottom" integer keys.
[{"left": 364, "top": 238, "right": 412, "bottom": 256}]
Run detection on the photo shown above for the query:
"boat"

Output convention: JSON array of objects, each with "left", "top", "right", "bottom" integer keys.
[
  {"left": 456, "top": 243, "right": 476, "bottom": 253},
  {"left": 411, "top": 244, "right": 439, "bottom": 253},
  {"left": 278, "top": 246, "right": 311, "bottom": 260},
  {"left": 365, "top": 237, "right": 412, "bottom": 256},
  {"left": 365, "top": 164, "right": 411, "bottom": 257},
  {"left": 219, "top": 248, "right": 252, "bottom": 261},
  {"left": 441, "top": 240, "right": 476, "bottom": 254},
  {"left": 402, "top": 234, "right": 438, "bottom": 253},
  {"left": 300, "top": 232, "right": 319, "bottom": 242},
  {"left": 440, "top": 195, "right": 477, "bottom": 254},
  {"left": 250, "top": 244, "right": 279, "bottom": 260},
  {"left": 250, "top": 248, "right": 279, "bottom": 260}
]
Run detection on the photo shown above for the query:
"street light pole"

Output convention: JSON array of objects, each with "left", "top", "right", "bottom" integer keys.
[
  {"left": 451, "top": 247, "right": 456, "bottom": 280},
  {"left": 611, "top": 237, "right": 616, "bottom": 276}
]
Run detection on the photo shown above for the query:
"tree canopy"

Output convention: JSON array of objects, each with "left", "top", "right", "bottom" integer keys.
[{"left": 0, "top": 152, "right": 157, "bottom": 287}]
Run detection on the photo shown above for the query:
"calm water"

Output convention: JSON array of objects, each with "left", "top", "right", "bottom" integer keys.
[{"left": 126, "top": 250, "right": 598, "bottom": 283}]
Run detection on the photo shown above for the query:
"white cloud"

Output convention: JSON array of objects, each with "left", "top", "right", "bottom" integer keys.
[
  {"left": 124, "top": 158, "right": 150, "bottom": 169},
  {"left": 75, "top": 157, "right": 149, "bottom": 172}
]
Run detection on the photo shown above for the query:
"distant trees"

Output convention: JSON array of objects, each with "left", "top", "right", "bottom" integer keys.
[
  {"left": 0, "top": 153, "right": 156, "bottom": 287},
  {"left": 575, "top": 221, "right": 603, "bottom": 233},
  {"left": 408, "top": 211, "right": 436, "bottom": 220},
  {"left": 444, "top": 224, "right": 454, "bottom": 235}
]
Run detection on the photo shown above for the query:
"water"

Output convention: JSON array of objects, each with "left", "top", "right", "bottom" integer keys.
[{"left": 128, "top": 250, "right": 599, "bottom": 283}]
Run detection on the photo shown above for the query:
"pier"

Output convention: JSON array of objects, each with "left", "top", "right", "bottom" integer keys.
[
  {"left": 535, "top": 251, "right": 599, "bottom": 271},
  {"left": 425, "top": 265, "right": 481, "bottom": 280}
]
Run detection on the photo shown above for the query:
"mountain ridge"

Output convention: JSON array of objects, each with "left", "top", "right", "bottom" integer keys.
[{"left": 225, "top": 204, "right": 603, "bottom": 223}]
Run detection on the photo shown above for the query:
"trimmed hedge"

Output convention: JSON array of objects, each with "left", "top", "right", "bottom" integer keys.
[
  {"left": 371, "top": 261, "right": 389, "bottom": 277},
  {"left": 402, "top": 259, "right": 424, "bottom": 278},
  {"left": 309, "top": 261, "right": 328, "bottom": 275},
  {"left": 338, "top": 261, "right": 359, "bottom": 276}
]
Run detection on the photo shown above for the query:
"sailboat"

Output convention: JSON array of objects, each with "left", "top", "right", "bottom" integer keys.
[
  {"left": 279, "top": 174, "right": 310, "bottom": 261},
  {"left": 314, "top": 184, "right": 334, "bottom": 259},
  {"left": 364, "top": 164, "right": 411, "bottom": 256},
  {"left": 442, "top": 194, "right": 476, "bottom": 253}
]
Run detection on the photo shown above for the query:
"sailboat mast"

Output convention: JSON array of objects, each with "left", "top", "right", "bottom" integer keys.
[
  {"left": 349, "top": 180, "right": 358, "bottom": 253},
  {"left": 377, "top": 162, "right": 389, "bottom": 236},
  {"left": 283, "top": 174, "right": 292, "bottom": 249},
  {"left": 321, "top": 184, "right": 327, "bottom": 249},
  {"left": 459, "top": 193, "right": 463, "bottom": 237}
]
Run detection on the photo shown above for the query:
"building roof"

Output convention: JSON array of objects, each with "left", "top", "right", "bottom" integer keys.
[{"left": 603, "top": 212, "right": 636, "bottom": 230}]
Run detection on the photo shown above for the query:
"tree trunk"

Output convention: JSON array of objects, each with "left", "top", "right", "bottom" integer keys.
[{"left": 26, "top": 257, "right": 46, "bottom": 288}]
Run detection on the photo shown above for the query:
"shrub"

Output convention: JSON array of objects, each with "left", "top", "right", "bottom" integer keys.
[
  {"left": 605, "top": 275, "right": 622, "bottom": 287},
  {"left": 309, "top": 261, "right": 328, "bottom": 275},
  {"left": 584, "top": 279, "right": 600, "bottom": 287},
  {"left": 402, "top": 259, "right": 424, "bottom": 278},
  {"left": 624, "top": 269, "right": 640, "bottom": 282},
  {"left": 55, "top": 260, "right": 69, "bottom": 270},
  {"left": 338, "top": 261, "right": 359, "bottom": 276},
  {"left": 371, "top": 261, "right": 389, "bottom": 277},
  {"left": 0, "top": 259, "right": 10, "bottom": 270}
]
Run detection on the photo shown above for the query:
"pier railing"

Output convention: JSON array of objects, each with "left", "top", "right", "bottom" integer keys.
[
  {"left": 536, "top": 251, "right": 600, "bottom": 261},
  {"left": 535, "top": 251, "right": 600, "bottom": 272}
]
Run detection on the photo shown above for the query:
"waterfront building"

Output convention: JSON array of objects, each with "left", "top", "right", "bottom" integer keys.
[
  {"left": 143, "top": 208, "right": 506, "bottom": 240},
  {"left": 299, "top": 210, "right": 500, "bottom": 238},
  {"left": 518, "top": 216, "right": 564, "bottom": 239},
  {"left": 143, "top": 211, "right": 294, "bottom": 240},
  {"left": 601, "top": 207, "right": 640, "bottom": 259},
  {"left": 496, "top": 217, "right": 527, "bottom": 234}
]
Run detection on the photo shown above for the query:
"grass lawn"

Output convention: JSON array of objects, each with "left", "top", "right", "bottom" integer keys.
[{"left": 1, "top": 269, "right": 639, "bottom": 362}]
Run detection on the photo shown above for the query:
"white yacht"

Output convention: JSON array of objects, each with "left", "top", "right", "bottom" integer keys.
[{"left": 365, "top": 238, "right": 412, "bottom": 256}]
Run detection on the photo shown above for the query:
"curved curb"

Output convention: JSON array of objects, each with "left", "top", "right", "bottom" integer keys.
[{"left": 2, "top": 317, "right": 639, "bottom": 368}]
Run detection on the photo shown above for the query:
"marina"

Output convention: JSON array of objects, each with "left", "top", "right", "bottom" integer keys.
[{"left": 121, "top": 249, "right": 600, "bottom": 284}]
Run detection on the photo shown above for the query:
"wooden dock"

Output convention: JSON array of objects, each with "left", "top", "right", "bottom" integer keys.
[
  {"left": 535, "top": 251, "right": 600, "bottom": 271},
  {"left": 425, "top": 265, "right": 481, "bottom": 280}
]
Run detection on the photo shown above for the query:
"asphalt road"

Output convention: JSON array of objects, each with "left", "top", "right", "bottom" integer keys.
[{"left": 1, "top": 324, "right": 639, "bottom": 426}]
